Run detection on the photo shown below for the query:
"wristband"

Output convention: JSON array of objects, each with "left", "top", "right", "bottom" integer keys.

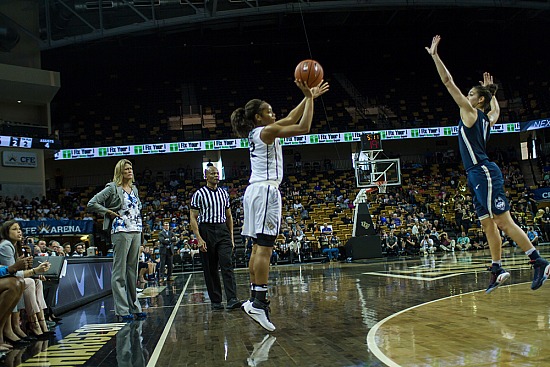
[{"left": 32, "top": 268, "right": 36, "bottom": 275}]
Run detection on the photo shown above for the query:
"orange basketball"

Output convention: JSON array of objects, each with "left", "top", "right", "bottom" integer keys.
[{"left": 294, "top": 59, "right": 324, "bottom": 88}]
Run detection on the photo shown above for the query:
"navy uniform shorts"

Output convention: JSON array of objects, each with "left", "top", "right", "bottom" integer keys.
[{"left": 466, "top": 161, "right": 510, "bottom": 220}]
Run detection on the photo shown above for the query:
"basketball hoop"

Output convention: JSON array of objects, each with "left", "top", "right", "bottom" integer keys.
[{"left": 375, "top": 180, "right": 387, "bottom": 194}]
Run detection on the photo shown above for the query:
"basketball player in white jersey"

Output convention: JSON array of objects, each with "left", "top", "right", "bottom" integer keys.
[
  {"left": 427, "top": 35, "right": 550, "bottom": 293},
  {"left": 231, "top": 79, "right": 329, "bottom": 331}
]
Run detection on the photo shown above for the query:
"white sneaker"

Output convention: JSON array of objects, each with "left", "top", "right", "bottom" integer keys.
[
  {"left": 241, "top": 299, "right": 252, "bottom": 311},
  {"left": 243, "top": 300, "right": 276, "bottom": 332},
  {"left": 247, "top": 335, "right": 277, "bottom": 367},
  {"left": 136, "top": 287, "right": 144, "bottom": 293}
]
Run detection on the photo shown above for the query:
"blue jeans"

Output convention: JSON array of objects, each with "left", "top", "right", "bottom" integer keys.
[{"left": 322, "top": 248, "right": 339, "bottom": 260}]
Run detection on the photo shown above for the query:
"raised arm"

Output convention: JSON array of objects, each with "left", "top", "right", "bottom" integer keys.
[
  {"left": 276, "top": 81, "right": 329, "bottom": 127},
  {"left": 426, "top": 35, "right": 477, "bottom": 127},
  {"left": 261, "top": 80, "right": 315, "bottom": 142}
]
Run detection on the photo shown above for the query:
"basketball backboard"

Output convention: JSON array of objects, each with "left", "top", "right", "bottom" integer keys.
[{"left": 354, "top": 158, "right": 401, "bottom": 188}]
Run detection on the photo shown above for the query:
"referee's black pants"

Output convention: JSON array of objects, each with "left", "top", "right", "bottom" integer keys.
[{"left": 198, "top": 223, "right": 237, "bottom": 303}]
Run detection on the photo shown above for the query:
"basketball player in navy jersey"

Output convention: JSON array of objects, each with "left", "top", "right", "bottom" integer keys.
[
  {"left": 230, "top": 79, "right": 329, "bottom": 331},
  {"left": 426, "top": 35, "right": 550, "bottom": 293}
]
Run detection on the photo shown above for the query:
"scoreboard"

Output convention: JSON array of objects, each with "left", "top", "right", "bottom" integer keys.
[
  {"left": 0, "top": 135, "right": 62, "bottom": 150},
  {"left": 360, "top": 133, "right": 382, "bottom": 151}
]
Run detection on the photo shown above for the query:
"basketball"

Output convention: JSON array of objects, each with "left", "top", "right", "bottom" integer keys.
[{"left": 294, "top": 59, "right": 324, "bottom": 88}]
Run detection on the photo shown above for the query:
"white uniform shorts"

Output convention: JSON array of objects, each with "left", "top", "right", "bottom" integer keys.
[{"left": 242, "top": 181, "right": 282, "bottom": 239}]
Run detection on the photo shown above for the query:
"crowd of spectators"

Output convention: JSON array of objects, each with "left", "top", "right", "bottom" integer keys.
[
  {"left": 0, "top": 154, "right": 549, "bottom": 267},
  {"left": 0, "top": 152, "right": 549, "bottom": 362}
]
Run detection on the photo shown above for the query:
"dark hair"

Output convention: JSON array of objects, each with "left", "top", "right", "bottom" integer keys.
[
  {"left": 472, "top": 84, "right": 498, "bottom": 113},
  {"left": 0, "top": 219, "right": 18, "bottom": 242},
  {"left": 231, "top": 99, "right": 265, "bottom": 138}
]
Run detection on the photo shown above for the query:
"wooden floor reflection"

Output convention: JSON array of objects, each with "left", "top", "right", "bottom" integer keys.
[
  {"left": 11, "top": 247, "right": 550, "bottom": 367},
  {"left": 153, "top": 247, "right": 550, "bottom": 367},
  {"left": 369, "top": 283, "right": 550, "bottom": 367}
]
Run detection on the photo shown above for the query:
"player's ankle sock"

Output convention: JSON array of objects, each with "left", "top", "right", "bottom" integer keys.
[
  {"left": 527, "top": 249, "right": 540, "bottom": 261},
  {"left": 250, "top": 283, "right": 256, "bottom": 300},
  {"left": 254, "top": 284, "right": 268, "bottom": 302}
]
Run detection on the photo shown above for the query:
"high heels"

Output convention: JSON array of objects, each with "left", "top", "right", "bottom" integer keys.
[
  {"left": 26, "top": 321, "right": 50, "bottom": 338},
  {"left": 22, "top": 335, "right": 37, "bottom": 342}
]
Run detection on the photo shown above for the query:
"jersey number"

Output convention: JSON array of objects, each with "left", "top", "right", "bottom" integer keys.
[{"left": 249, "top": 141, "right": 257, "bottom": 157}]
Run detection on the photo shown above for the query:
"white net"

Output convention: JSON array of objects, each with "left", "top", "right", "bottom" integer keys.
[{"left": 376, "top": 181, "right": 387, "bottom": 194}]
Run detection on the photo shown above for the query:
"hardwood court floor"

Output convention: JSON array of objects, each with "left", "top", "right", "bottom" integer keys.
[{"left": 9, "top": 247, "right": 550, "bottom": 367}]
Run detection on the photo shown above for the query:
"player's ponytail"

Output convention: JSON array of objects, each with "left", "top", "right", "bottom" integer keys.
[
  {"left": 231, "top": 99, "right": 265, "bottom": 138},
  {"left": 487, "top": 84, "right": 498, "bottom": 96},
  {"left": 473, "top": 84, "right": 497, "bottom": 113}
]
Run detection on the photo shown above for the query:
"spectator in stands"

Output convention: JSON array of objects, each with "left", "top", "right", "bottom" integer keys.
[
  {"left": 292, "top": 201, "right": 303, "bottom": 215},
  {"left": 427, "top": 34, "right": 550, "bottom": 293},
  {"left": 36, "top": 240, "right": 47, "bottom": 255},
  {"left": 270, "top": 244, "right": 279, "bottom": 265},
  {"left": 321, "top": 223, "right": 332, "bottom": 234},
  {"left": 385, "top": 230, "right": 399, "bottom": 256},
  {"left": 439, "top": 232, "right": 455, "bottom": 252},
  {"left": 142, "top": 223, "right": 152, "bottom": 242},
  {"left": 48, "top": 240, "right": 61, "bottom": 256},
  {"left": 471, "top": 229, "right": 488, "bottom": 250},
  {"left": 319, "top": 234, "right": 338, "bottom": 261},
  {"left": 402, "top": 233, "right": 419, "bottom": 255},
  {"left": 420, "top": 234, "right": 434, "bottom": 255},
  {"left": 288, "top": 236, "right": 301, "bottom": 264},
  {"left": 342, "top": 215, "right": 353, "bottom": 225},
  {"left": 515, "top": 215, "right": 528, "bottom": 232},
  {"left": 87, "top": 159, "right": 146, "bottom": 321},
  {"left": 527, "top": 227, "right": 540, "bottom": 246},
  {"left": 417, "top": 212, "right": 427, "bottom": 223},
  {"left": 411, "top": 219, "right": 420, "bottom": 238},
  {"left": 188, "top": 233, "right": 198, "bottom": 248},
  {"left": 63, "top": 243, "right": 72, "bottom": 256},
  {"left": 460, "top": 208, "right": 473, "bottom": 233},
  {"left": 0, "top": 220, "right": 53, "bottom": 344},
  {"left": 53, "top": 243, "right": 65, "bottom": 257},
  {"left": 72, "top": 243, "right": 85, "bottom": 257},
  {"left": 389, "top": 213, "right": 403, "bottom": 229},
  {"left": 455, "top": 232, "right": 472, "bottom": 251},
  {"left": 300, "top": 207, "right": 310, "bottom": 221}
]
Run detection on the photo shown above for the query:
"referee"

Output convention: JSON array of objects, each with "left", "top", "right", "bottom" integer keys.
[{"left": 190, "top": 165, "right": 242, "bottom": 311}]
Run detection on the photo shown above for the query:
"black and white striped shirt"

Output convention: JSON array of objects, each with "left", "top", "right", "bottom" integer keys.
[{"left": 190, "top": 186, "right": 230, "bottom": 224}]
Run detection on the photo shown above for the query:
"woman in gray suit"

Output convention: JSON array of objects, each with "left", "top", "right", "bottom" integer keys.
[{"left": 88, "top": 159, "right": 146, "bottom": 321}]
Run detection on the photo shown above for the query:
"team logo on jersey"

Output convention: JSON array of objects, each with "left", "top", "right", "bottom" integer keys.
[
  {"left": 494, "top": 197, "right": 506, "bottom": 211},
  {"left": 266, "top": 222, "right": 275, "bottom": 230}
]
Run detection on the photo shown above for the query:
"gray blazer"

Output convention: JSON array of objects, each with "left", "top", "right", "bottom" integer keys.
[
  {"left": 0, "top": 239, "right": 16, "bottom": 268},
  {"left": 87, "top": 182, "right": 142, "bottom": 231},
  {"left": 158, "top": 229, "right": 177, "bottom": 255}
]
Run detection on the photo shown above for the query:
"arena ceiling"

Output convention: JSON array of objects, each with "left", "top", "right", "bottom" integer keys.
[{"left": 2, "top": 0, "right": 550, "bottom": 50}]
